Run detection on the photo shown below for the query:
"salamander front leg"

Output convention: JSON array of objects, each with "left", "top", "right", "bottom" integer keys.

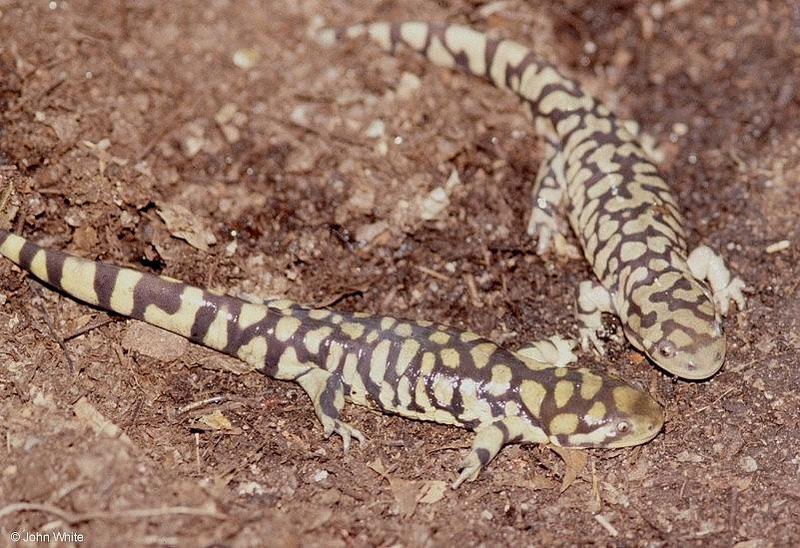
[
  {"left": 577, "top": 280, "right": 616, "bottom": 355},
  {"left": 515, "top": 335, "right": 577, "bottom": 368},
  {"left": 453, "top": 417, "right": 546, "bottom": 489},
  {"left": 527, "top": 142, "right": 573, "bottom": 257},
  {"left": 295, "top": 368, "right": 366, "bottom": 451},
  {"left": 687, "top": 246, "right": 746, "bottom": 315}
]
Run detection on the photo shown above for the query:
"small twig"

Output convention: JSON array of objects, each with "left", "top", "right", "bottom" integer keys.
[
  {"left": 0, "top": 502, "right": 226, "bottom": 523},
  {"left": 64, "top": 317, "right": 118, "bottom": 341},
  {"left": 176, "top": 395, "right": 230, "bottom": 415},
  {"left": 414, "top": 264, "right": 450, "bottom": 282},
  {"left": 28, "top": 283, "right": 76, "bottom": 374},
  {"left": 268, "top": 114, "right": 370, "bottom": 149},
  {"left": 687, "top": 387, "right": 735, "bottom": 417},
  {"left": 464, "top": 273, "right": 482, "bottom": 307},
  {"left": 426, "top": 442, "right": 471, "bottom": 455}
]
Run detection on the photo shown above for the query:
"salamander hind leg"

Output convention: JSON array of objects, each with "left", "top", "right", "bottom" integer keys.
[
  {"left": 687, "top": 245, "right": 746, "bottom": 315},
  {"left": 576, "top": 280, "right": 616, "bottom": 355},
  {"left": 453, "top": 417, "right": 547, "bottom": 489},
  {"left": 295, "top": 367, "right": 366, "bottom": 451},
  {"left": 527, "top": 143, "right": 574, "bottom": 257}
]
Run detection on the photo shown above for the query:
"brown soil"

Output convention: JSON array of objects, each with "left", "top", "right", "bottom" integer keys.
[{"left": 1, "top": 1, "right": 798, "bottom": 546}]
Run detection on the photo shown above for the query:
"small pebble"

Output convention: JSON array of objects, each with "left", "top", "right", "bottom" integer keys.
[
  {"left": 480, "top": 510, "right": 493, "bottom": 521},
  {"left": 238, "top": 481, "right": 266, "bottom": 496},
  {"left": 419, "top": 187, "right": 449, "bottom": 220},
  {"left": 765, "top": 240, "right": 790, "bottom": 254},
  {"left": 740, "top": 456, "right": 758, "bottom": 473},
  {"left": 313, "top": 469, "right": 329, "bottom": 482},
  {"left": 233, "top": 48, "right": 259, "bottom": 69},
  {"left": 365, "top": 119, "right": 385, "bottom": 138}
]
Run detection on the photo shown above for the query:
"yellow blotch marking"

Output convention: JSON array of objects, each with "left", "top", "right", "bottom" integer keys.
[
  {"left": 504, "top": 401, "right": 521, "bottom": 417},
  {"left": 61, "top": 256, "right": 100, "bottom": 306},
  {"left": 365, "top": 330, "right": 379, "bottom": 344},
  {"left": 275, "top": 346, "right": 307, "bottom": 380},
  {"left": 308, "top": 308, "right": 331, "bottom": 320},
  {"left": 613, "top": 386, "right": 648, "bottom": 415},
  {"left": 555, "top": 368, "right": 569, "bottom": 378},
  {"left": 353, "top": 311, "right": 371, "bottom": 319},
  {"left": 433, "top": 376, "right": 454, "bottom": 406},
  {"left": 397, "top": 376, "right": 413, "bottom": 409},
  {"left": 143, "top": 286, "right": 204, "bottom": 338},
  {"left": 324, "top": 341, "right": 345, "bottom": 372},
  {"left": 343, "top": 353, "right": 368, "bottom": 406},
  {"left": 432, "top": 408, "right": 458, "bottom": 425},
  {"left": 395, "top": 339, "right": 420, "bottom": 376},
  {"left": 620, "top": 241, "right": 648, "bottom": 262},
  {"left": 380, "top": 317, "right": 396, "bottom": 331},
  {"left": 426, "top": 35, "right": 455, "bottom": 68},
  {"left": 267, "top": 299, "right": 294, "bottom": 310},
  {"left": 238, "top": 303, "right": 268, "bottom": 330},
  {"left": 236, "top": 336, "right": 267, "bottom": 368},
  {"left": 415, "top": 376, "right": 432, "bottom": 410},
  {"left": 202, "top": 308, "right": 230, "bottom": 350},
  {"left": 28, "top": 250, "right": 49, "bottom": 283},
  {"left": 487, "top": 364, "right": 512, "bottom": 396},
  {"left": 109, "top": 269, "right": 143, "bottom": 316},
  {"left": 489, "top": 40, "right": 530, "bottom": 91},
  {"left": 549, "top": 413, "right": 579, "bottom": 435},
  {"left": 458, "top": 379, "right": 494, "bottom": 423},
  {"left": 554, "top": 380, "right": 575, "bottom": 408},
  {"left": 470, "top": 343, "right": 496, "bottom": 369},
  {"left": 556, "top": 113, "right": 582, "bottom": 136},
  {"left": 368, "top": 340, "right": 391, "bottom": 385},
  {"left": 330, "top": 314, "right": 343, "bottom": 324},
  {"left": 538, "top": 90, "right": 593, "bottom": 116},
  {"left": 393, "top": 323, "right": 413, "bottom": 337},
  {"left": 579, "top": 372, "right": 603, "bottom": 400},
  {"left": 0, "top": 232, "right": 24, "bottom": 262},
  {"left": 275, "top": 316, "right": 301, "bottom": 342},
  {"left": 378, "top": 383, "right": 395, "bottom": 409},
  {"left": 440, "top": 348, "right": 460, "bottom": 369},
  {"left": 399, "top": 21, "right": 428, "bottom": 49},
  {"left": 416, "top": 319, "right": 433, "bottom": 327},
  {"left": 460, "top": 331, "right": 481, "bottom": 343},
  {"left": 520, "top": 380, "right": 547, "bottom": 417},
  {"left": 304, "top": 326, "right": 333, "bottom": 354},
  {"left": 420, "top": 352, "right": 436, "bottom": 375},
  {"left": 444, "top": 25, "right": 486, "bottom": 74},
  {"left": 340, "top": 322, "right": 365, "bottom": 340},
  {"left": 429, "top": 331, "right": 451, "bottom": 345},
  {"left": 586, "top": 401, "right": 606, "bottom": 425}
]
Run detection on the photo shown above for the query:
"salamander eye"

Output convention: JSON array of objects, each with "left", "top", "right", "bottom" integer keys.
[
  {"left": 616, "top": 420, "right": 631, "bottom": 434},
  {"left": 656, "top": 340, "right": 676, "bottom": 358}
]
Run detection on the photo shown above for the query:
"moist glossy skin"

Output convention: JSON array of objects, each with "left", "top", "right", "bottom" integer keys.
[
  {"left": 320, "top": 21, "right": 746, "bottom": 379},
  {"left": 0, "top": 228, "right": 664, "bottom": 487}
]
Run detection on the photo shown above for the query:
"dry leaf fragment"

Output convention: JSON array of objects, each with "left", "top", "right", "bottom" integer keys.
[
  {"left": 418, "top": 481, "right": 447, "bottom": 504},
  {"left": 73, "top": 396, "right": 133, "bottom": 445},
  {"left": 367, "top": 459, "right": 446, "bottom": 517},
  {"left": 550, "top": 446, "right": 588, "bottom": 492},
  {"left": 198, "top": 410, "right": 233, "bottom": 431},
  {"left": 122, "top": 322, "right": 189, "bottom": 361},
  {"left": 157, "top": 203, "right": 217, "bottom": 252}
]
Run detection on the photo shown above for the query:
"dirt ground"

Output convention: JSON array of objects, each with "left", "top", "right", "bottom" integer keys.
[{"left": 0, "top": 0, "right": 798, "bottom": 546}]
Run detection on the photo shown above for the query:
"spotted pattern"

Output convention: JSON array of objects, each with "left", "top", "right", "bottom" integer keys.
[
  {"left": 320, "top": 21, "right": 746, "bottom": 379},
  {"left": 1, "top": 228, "right": 663, "bottom": 487}
]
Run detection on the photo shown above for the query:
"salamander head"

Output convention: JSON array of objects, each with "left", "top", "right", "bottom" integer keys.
[
  {"left": 540, "top": 369, "right": 664, "bottom": 449},
  {"left": 630, "top": 274, "right": 725, "bottom": 380}
]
